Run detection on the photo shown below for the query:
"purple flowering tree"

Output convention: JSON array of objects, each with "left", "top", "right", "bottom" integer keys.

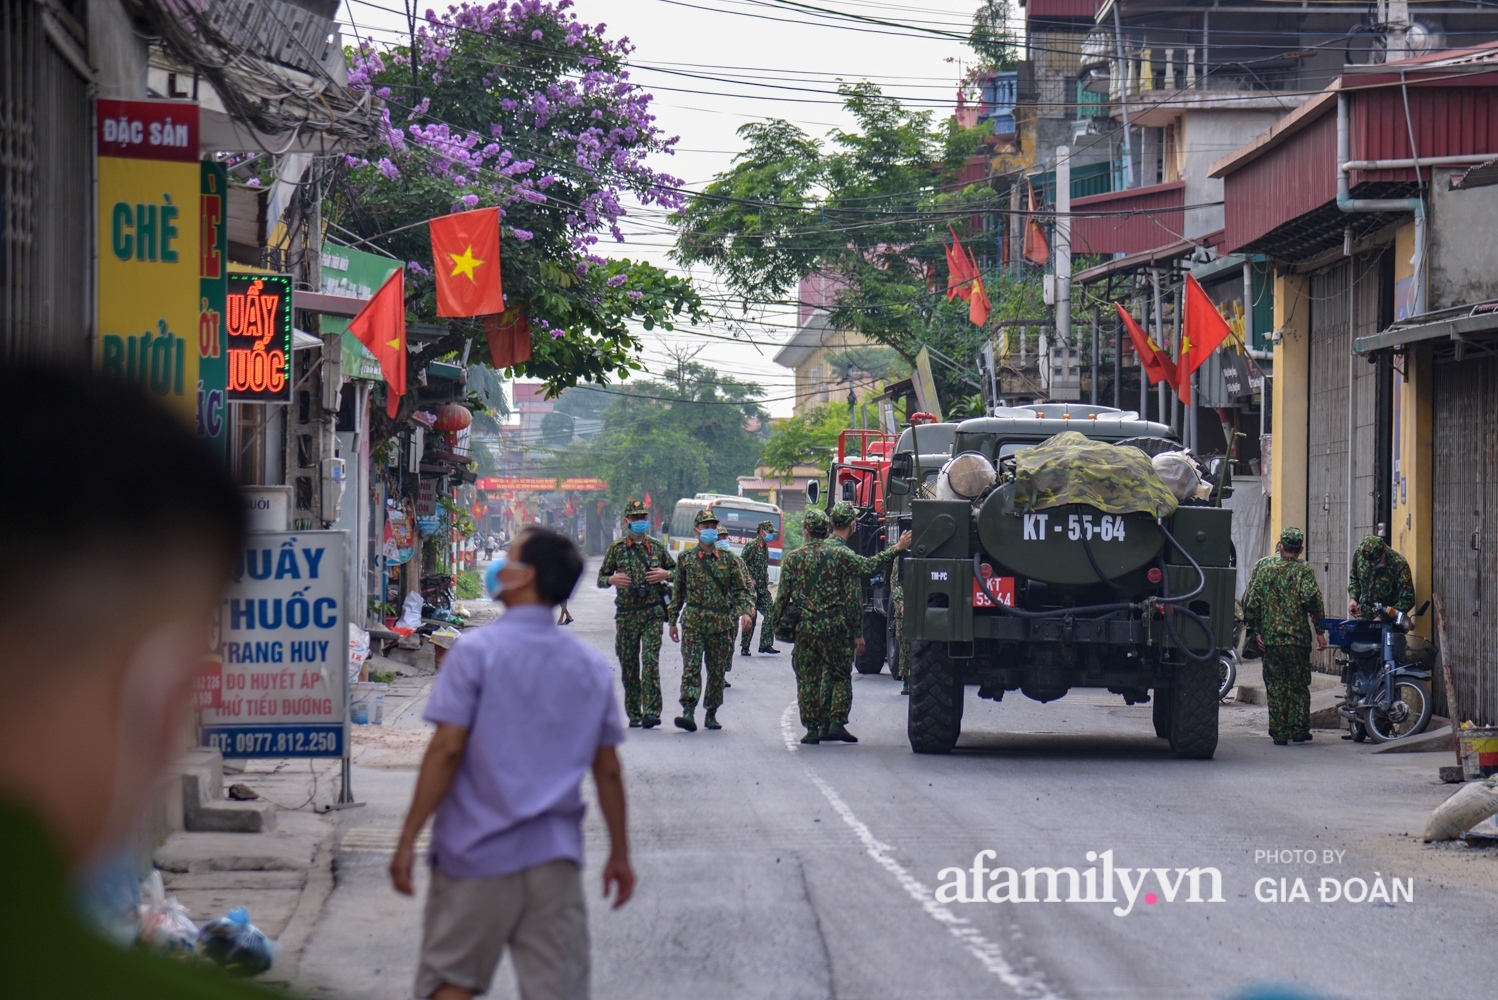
[{"left": 341, "top": 0, "right": 701, "bottom": 418}]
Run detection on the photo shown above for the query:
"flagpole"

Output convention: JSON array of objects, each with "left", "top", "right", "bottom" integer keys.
[{"left": 1151, "top": 268, "right": 1167, "bottom": 430}]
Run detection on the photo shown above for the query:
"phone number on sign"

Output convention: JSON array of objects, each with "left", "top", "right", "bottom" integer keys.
[{"left": 203, "top": 727, "right": 341, "bottom": 756}]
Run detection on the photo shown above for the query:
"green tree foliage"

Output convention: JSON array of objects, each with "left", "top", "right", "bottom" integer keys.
[
  {"left": 760, "top": 404, "right": 853, "bottom": 479},
  {"left": 560, "top": 361, "right": 768, "bottom": 514},
  {"left": 671, "top": 83, "right": 1046, "bottom": 405},
  {"left": 969, "top": 0, "right": 1020, "bottom": 72},
  {"left": 339, "top": 3, "right": 704, "bottom": 426}
]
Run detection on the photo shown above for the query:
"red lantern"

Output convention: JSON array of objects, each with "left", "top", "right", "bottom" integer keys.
[{"left": 433, "top": 402, "right": 473, "bottom": 446}]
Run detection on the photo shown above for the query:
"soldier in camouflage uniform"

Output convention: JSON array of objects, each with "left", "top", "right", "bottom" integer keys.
[
  {"left": 668, "top": 509, "right": 754, "bottom": 732},
  {"left": 597, "top": 499, "right": 676, "bottom": 729},
  {"left": 772, "top": 507, "right": 912, "bottom": 744},
  {"left": 1242, "top": 526, "right": 1328, "bottom": 745},
  {"left": 1348, "top": 534, "right": 1415, "bottom": 620},
  {"left": 738, "top": 519, "right": 780, "bottom": 655}
]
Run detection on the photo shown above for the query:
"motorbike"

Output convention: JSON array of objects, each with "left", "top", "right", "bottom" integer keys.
[{"left": 1325, "top": 602, "right": 1435, "bottom": 743}]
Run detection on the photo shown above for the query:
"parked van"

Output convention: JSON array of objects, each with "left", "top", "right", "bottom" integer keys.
[{"left": 667, "top": 494, "right": 783, "bottom": 582}]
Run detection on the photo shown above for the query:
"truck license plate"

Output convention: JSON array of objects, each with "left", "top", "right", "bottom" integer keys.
[{"left": 974, "top": 576, "right": 1014, "bottom": 607}]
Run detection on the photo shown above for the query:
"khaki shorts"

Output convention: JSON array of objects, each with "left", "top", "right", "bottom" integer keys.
[{"left": 415, "top": 859, "right": 589, "bottom": 1000}]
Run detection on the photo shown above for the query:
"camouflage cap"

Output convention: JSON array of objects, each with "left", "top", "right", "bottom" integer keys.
[
  {"left": 622, "top": 499, "right": 648, "bottom": 519},
  {"left": 803, "top": 508, "right": 831, "bottom": 535},
  {"left": 829, "top": 501, "right": 856, "bottom": 527},
  {"left": 758, "top": 519, "right": 776, "bottom": 533},
  {"left": 1280, "top": 526, "right": 1305, "bottom": 549},
  {"left": 693, "top": 508, "right": 720, "bottom": 527}
]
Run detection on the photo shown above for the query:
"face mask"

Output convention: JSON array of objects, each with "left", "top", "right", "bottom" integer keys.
[
  {"left": 629, "top": 520, "right": 649, "bottom": 535},
  {"left": 765, "top": 532, "right": 777, "bottom": 542},
  {"left": 698, "top": 528, "right": 719, "bottom": 545},
  {"left": 716, "top": 538, "right": 731, "bottom": 550},
  {"left": 484, "top": 556, "right": 507, "bottom": 598}
]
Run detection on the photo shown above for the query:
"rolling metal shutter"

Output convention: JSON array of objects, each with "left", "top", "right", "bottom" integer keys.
[
  {"left": 1431, "top": 356, "right": 1498, "bottom": 724},
  {"left": 1, "top": 0, "right": 93, "bottom": 363},
  {"left": 1306, "top": 257, "right": 1380, "bottom": 632}
]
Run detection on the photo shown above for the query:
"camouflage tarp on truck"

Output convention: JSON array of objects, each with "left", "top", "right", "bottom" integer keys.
[{"left": 1012, "top": 431, "right": 1178, "bottom": 519}]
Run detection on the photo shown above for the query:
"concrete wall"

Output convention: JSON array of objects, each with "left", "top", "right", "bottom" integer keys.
[
  {"left": 1181, "top": 110, "right": 1287, "bottom": 239},
  {"left": 1269, "top": 272, "right": 1310, "bottom": 545},
  {"left": 1429, "top": 167, "right": 1498, "bottom": 311},
  {"left": 89, "top": 0, "right": 149, "bottom": 99}
]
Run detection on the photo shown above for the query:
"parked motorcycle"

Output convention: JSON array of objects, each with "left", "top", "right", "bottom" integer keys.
[{"left": 1326, "top": 603, "right": 1435, "bottom": 743}]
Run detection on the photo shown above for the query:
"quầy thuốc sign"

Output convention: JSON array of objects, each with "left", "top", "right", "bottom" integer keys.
[
  {"left": 226, "top": 273, "right": 293, "bottom": 401},
  {"left": 201, "top": 531, "right": 348, "bottom": 757}
]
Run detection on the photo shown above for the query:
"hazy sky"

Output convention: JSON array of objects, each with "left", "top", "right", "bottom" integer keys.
[{"left": 338, "top": 0, "right": 979, "bottom": 415}]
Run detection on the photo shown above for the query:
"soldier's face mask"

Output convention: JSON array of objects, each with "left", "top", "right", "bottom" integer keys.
[
  {"left": 765, "top": 531, "right": 776, "bottom": 542},
  {"left": 629, "top": 520, "right": 649, "bottom": 535},
  {"left": 698, "top": 527, "right": 719, "bottom": 545},
  {"left": 716, "top": 538, "right": 731, "bottom": 550}
]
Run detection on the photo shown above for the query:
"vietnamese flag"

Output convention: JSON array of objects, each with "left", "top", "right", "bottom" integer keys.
[
  {"left": 945, "top": 228, "right": 975, "bottom": 303},
  {"left": 348, "top": 268, "right": 407, "bottom": 417},
  {"left": 1177, "top": 273, "right": 1234, "bottom": 402},
  {"left": 1115, "top": 302, "right": 1177, "bottom": 390},
  {"left": 430, "top": 206, "right": 504, "bottom": 317}
]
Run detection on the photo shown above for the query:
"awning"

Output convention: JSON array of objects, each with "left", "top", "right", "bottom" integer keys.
[
  {"left": 1072, "top": 230, "right": 1225, "bottom": 287},
  {"left": 1353, "top": 304, "right": 1498, "bottom": 353}
]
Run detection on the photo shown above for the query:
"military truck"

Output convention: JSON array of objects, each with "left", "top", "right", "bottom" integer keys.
[{"left": 893, "top": 403, "right": 1235, "bottom": 759}]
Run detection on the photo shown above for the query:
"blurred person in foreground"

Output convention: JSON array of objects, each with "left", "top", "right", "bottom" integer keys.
[
  {"left": 0, "top": 367, "right": 253, "bottom": 996},
  {"left": 391, "top": 526, "right": 633, "bottom": 1000}
]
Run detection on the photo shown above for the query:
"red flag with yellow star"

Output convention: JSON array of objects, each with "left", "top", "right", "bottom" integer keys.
[
  {"left": 430, "top": 206, "right": 504, "bottom": 317},
  {"left": 347, "top": 268, "right": 407, "bottom": 417}
]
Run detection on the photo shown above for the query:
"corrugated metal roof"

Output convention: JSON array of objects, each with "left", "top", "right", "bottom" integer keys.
[
  {"left": 1217, "top": 72, "right": 1498, "bottom": 253},
  {"left": 1022, "top": 0, "right": 1102, "bottom": 17},
  {"left": 1070, "top": 181, "right": 1186, "bottom": 255}
]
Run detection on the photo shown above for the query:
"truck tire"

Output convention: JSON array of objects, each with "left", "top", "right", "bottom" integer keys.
[
  {"left": 856, "top": 610, "right": 887, "bottom": 674},
  {"left": 908, "top": 640, "right": 964, "bottom": 753},
  {"left": 1169, "top": 656, "right": 1219, "bottom": 759},
  {"left": 1152, "top": 687, "right": 1173, "bottom": 740}
]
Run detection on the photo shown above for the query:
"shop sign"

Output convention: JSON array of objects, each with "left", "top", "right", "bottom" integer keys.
[
  {"left": 416, "top": 478, "right": 438, "bottom": 516},
  {"left": 225, "top": 273, "right": 293, "bottom": 400},
  {"left": 202, "top": 531, "right": 348, "bottom": 758},
  {"left": 97, "top": 99, "right": 201, "bottom": 424},
  {"left": 319, "top": 241, "right": 402, "bottom": 382},
  {"left": 198, "top": 161, "right": 229, "bottom": 456}
]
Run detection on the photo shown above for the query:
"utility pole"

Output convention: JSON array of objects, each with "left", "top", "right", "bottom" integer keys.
[
  {"left": 1113, "top": 2, "right": 1134, "bottom": 190},
  {"left": 1055, "top": 145, "right": 1072, "bottom": 354}
]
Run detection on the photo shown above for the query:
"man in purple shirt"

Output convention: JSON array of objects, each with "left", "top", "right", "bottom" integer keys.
[{"left": 390, "top": 526, "right": 633, "bottom": 1000}]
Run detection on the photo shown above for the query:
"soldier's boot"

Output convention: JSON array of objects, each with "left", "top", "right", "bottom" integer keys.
[
  {"left": 740, "top": 646, "right": 751, "bottom": 656},
  {"left": 900, "top": 680, "right": 910, "bottom": 696},
  {"left": 640, "top": 715, "right": 660, "bottom": 729},
  {"left": 674, "top": 711, "right": 697, "bottom": 732},
  {"left": 823, "top": 723, "right": 858, "bottom": 744},
  {"left": 759, "top": 646, "right": 780, "bottom": 654},
  {"left": 704, "top": 710, "right": 722, "bottom": 730},
  {"left": 628, "top": 718, "right": 642, "bottom": 728},
  {"left": 800, "top": 727, "right": 821, "bottom": 745}
]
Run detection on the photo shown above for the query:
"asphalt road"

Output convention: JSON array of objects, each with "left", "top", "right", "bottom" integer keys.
[{"left": 294, "top": 557, "right": 1497, "bottom": 1000}]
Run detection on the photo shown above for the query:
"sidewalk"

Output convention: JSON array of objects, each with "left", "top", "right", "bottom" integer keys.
[{"left": 149, "top": 603, "right": 480, "bottom": 985}]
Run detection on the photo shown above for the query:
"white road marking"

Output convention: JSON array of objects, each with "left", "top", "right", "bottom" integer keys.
[{"left": 779, "top": 703, "right": 1064, "bottom": 999}]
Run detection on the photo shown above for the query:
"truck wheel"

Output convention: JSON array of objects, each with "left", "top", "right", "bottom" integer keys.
[
  {"left": 908, "top": 640, "right": 964, "bottom": 753},
  {"left": 1152, "top": 688, "right": 1173, "bottom": 740},
  {"left": 856, "top": 610, "right": 887, "bottom": 674},
  {"left": 1169, "top": 656, "right": 1220, "bottom": 760}
]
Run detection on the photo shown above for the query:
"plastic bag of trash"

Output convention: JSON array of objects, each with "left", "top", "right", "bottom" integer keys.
[
  {"left": 1422, "top": 774, "right": 1498, "bottom": 841},
  {"left": 1151, "top": 451, "right": 1201, "bottom": 503},
  {"left": 347, "top": 623, "right": 371, "bottom": 683},
  {"left": 198, "top": 907, "right": 278, "bottom": 976},
  {"left": 398, "top": 590, "right": 424, "bottom": 630},
  {"left": 137, "top": 870, "right": 198, "bottom": 956}
]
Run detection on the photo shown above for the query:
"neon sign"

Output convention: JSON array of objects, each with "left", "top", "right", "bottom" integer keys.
[{"left": 226, "top": 274, "right": 292, "bottom": 401}]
